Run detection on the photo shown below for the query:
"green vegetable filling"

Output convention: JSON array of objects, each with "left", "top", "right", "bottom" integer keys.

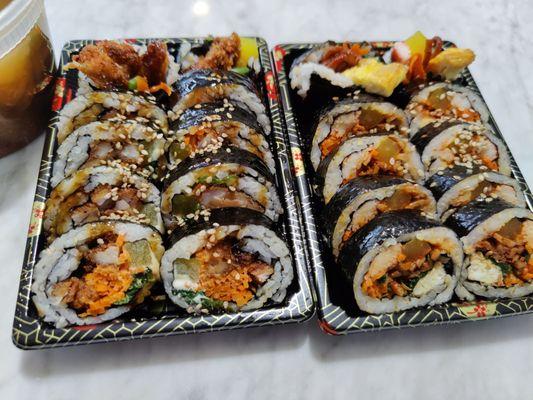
[
  {"left": 114, "top": 270, "right": 153, "bottom": 306},
  {"left": 172, "top": 194, "right": 201, "bottom": 216}
]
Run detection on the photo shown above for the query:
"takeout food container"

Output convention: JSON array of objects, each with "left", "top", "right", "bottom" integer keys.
[
  {"left": 12, "top": 37, "right": 314, "bottom": 349},
  {"left": 272, "top": 41, "right": 533, "bottom": 335}
]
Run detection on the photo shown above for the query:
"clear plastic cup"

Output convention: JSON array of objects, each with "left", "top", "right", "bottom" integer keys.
[{"left": 0, "top": 0, "right": 55, "bottom": 157}]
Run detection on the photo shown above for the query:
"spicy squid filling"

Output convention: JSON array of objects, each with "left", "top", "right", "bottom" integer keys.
[
  {"left": 320, "top": 108, "right": 405, "bottom": 159},
  {"left": 469, "top": 218, "right": 533, "bottom": 287},
  {"left": 411, "top": 87, "right": 481, "bottom": 123},
  {"left": 51, "top": 234, "right": 154, "bottom": 317},
  {"left": 169, "top": 122, "right": 263, "bottom": 164},
  {"left": 174, "top": 237, "right": 275, "bottom": 306},
  {"left": 362, "top": 239, "right": 451, "bottom": 299},
  {"left": 343, "top": 137, "right": 410, "bottom": 183},
  {"left": 179, "top": 86, "right": 235, "bottom": 111}
]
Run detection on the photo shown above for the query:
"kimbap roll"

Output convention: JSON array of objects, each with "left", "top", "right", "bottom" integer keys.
[
  {"left": 406, "top": 82, "right": 489, "bottom": 133},
  {"left": 289, "top": 42, "right": 370, "bottom": 98},
  {"left": 318, "top": 134, "right": 425, "bottom": 203},
  {"left": 310, "top": 96, "right": 410, "bottom": 170},
  {"left": 167, "top": 101, "right": 274, "bottom": 173},
  {"left": 324, "top": 176, "right": 436, "bottom": 258},
  {"left": 338, "top": 210, "right": 463, "bottom": 314},
  {"left": 161, "top": 208, "right": 293, "bottom": 313},
  {"left": 45, "top": 166, "right": 164, "bottom": 240},
  {"left": 426, "top": 165, "right": 526, "bottom": 220},
  {"left": 169, "top": 69, "right": 270, "bottom": 134},
  {"left": 32, "top": 221, "right": 164, "bottom": 328},
  {"left": 161, "top": 147, "right": 282, "bottom": 230},
  {"left": 51, "top": 120, "right": 166, "bottom": 187},
  {"left": 446, "top": 199, "right": 533, "bottom": 300},
  {"left": 411, "top": 121, "right": 511, "bottom": 176},
  {"left": 57, "top": 91, "right": 168, "bottom": 143}
]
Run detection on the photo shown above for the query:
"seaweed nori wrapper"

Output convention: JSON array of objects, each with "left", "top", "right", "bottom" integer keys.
[
  {"left": 444, "top": 199, "right": 515, "bottom": 237},
  {"left": 169, "top": 69, "right": 260, "bottom": 108},
  {"left": 410, "top": 120, "right": 463, "bottom": 154},
  {"left": 168, "top": 207, "right": 277, "bottom": 246},
  {"left": 426, "top": 165, "right": 483, "bottom": 200}
]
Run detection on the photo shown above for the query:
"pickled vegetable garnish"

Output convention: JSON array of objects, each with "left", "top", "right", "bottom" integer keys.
[
  {"left": 382, "top": 189, "right": 413, "bottom": 209},
  {"left": 374, "top": 137, "right": 401, "bottom": 163},
  {"left": 169, "top": 142, "right": 190, "bottom": 162},
  {"left": 497, "top": 218, "right": 522, "bottom": 240},
  {"left": 427, "top": 87, "right": 451, "bottom": 110},
  {"left": 172, "top": 194, "right": 200, "bottom": 215},
  {"left": 359, "top": 108, "right": 386, "bottom": 130},
  {"left": 401, "top": 239, "right": 432, "bottom": 262}
]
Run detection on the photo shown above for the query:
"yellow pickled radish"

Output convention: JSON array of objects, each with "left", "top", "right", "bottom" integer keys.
[
  {"left": 236, "top": 37, "right": 259, "bottom": 68},
  {"left": 374, "top": 136, "right": 401, "bottom": 162},
  {"left": 404, "top": 31, "right": 428, "bottom": 57}
]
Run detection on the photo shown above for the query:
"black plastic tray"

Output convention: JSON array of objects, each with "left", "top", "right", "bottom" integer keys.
[
  {"left": 272, "top": 41, "right": 533, "bottom": 334},
  {"left": 12, "top": 37, "right": 314, "bottom": 349}
]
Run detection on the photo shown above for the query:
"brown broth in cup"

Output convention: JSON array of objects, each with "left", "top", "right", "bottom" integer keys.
[{"left": 0, "top": 9, "right": 55, "bottom": 157}]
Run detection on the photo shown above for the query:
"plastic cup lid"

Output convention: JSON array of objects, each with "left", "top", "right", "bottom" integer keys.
[{"left": 0, "top": 0, "right": 44, "bottom": 58}]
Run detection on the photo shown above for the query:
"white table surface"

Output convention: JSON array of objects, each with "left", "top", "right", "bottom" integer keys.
[{"left": 1, "top": 0, "right": 533, "bottom": 399}]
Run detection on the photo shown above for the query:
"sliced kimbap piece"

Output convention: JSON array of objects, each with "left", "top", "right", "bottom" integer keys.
[
  {"left": 45, "top": 166, "right": 164, "bottom": 240},
  {"left": 426, "top": 165, "right": 526, "bottom": 220},
  {"left": 338, "top": 210, "right": 463, "bottom": 314},
  {"left": 32, "top": 221, "right": 164, "bottom": 328},
  {"left": 289, "top": 42, "right": 370, "bottom": 98},
  {"left": 310, "top": 96, "right": 410, "bottom": 170},
  {"left": 167, "top": 100, "right": 274, "bottom": 173},
  {"left": 324, "top": 176, "right": 436, "bottom": 258},
  {"left": 446, "top": 199, "right": 533, "bottom": 300},
  {"left": 406, "top": 82, "right": 489, "bottom": 133},
  {"left": 318, "top": 134, "right": 425, "bottom": 203},
  {"left": 57, "top": 91, "right": 168, "bottom": 144},
  {"left": 51, "top": 120, "right": 166, "bottom": 187},
  {"left": 168, "top": 69, "right": 270, "bottom": 134},
  {"left": 161, "top": 208, "right": 293, "bottom": 313},
  {"left": 411, "top": 121, "right": 511, "bottom": 176},
  {"left": 161, "top": 147, "right": 282, "bottom": 230}
]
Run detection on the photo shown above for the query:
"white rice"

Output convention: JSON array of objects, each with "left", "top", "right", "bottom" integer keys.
[{"left": 289, "top": 62, "right": 354, "bottom": 98}]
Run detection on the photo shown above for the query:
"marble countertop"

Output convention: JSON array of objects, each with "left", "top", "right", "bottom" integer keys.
[{"left": 1, "top": 0, "right": 533, "bottom": 399}]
